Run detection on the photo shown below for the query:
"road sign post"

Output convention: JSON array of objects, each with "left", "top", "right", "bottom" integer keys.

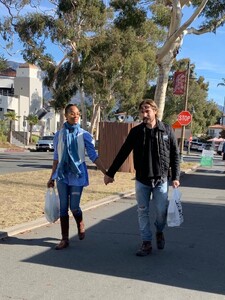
[{"left": 177, "top": 111, "right": 192, "bottom": 162}]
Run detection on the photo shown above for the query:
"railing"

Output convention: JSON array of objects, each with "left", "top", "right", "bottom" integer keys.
[
  {"left": 12, "top": 131, "right": 29, "bottom": 145},
  {"left": 0, "top": 89, "right": 14, "bottom": 96}
]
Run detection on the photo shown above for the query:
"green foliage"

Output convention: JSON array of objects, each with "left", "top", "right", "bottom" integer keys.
[
  {"left": 192, "top": 0, "right": 225, "bottom": 32},
  {"left": 4, "top": 111, "right": 20, "bottom": 122},
  {"left": 163, "top": 60, "right": 221, "bottom": 135},
  {"left": 0, "top": 55, "right": 7, "bottom": 71},
  {"left": 111, "top": 0, "right": 147, "bottom": 31},
  {"left": 150, "top": 3, "right": 171, "bottom": 27},
  {"left": 31, "top": 135, "right": 39, "bottom": 143},
  {"left": 1, "top": 0, "right": 224, "bottom": 131},
  {"left": 0, "top": 120, "right": 7, "bottom": 142},
  {"left": 26, "top": 114, "right": 38, "bottom": 126}
]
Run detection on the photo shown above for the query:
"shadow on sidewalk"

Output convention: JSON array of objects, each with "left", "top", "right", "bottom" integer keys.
[
  {"left": 1, "top": 199, "right": 225, "bottom": 296},
  {"left": 1, "top": 168, "right": 225, "bottom": 296}
]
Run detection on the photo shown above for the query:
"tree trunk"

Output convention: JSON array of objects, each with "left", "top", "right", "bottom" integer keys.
[
  {"left": 90, "top": 98, "right": 100, "bottom": 136},
  {"left": 95, "top": 105, "right": 101, "bottom": 141},
  {"left": 59, "top": 108, "right": 65, "bottom": 129},
  {"left": 9, "top": 120, "right": 13, "bottom": 144},
  {"left": 29, "top": 125, "right": 33, "bottom": 143},
  {"left": 155, "top": 38, "right": 183, "bottom": 120},
  {"left": 78, "top": 85, "right": 87, "bottom": 130},
  {"left": 154, "top": 60, "right": 172, "bottom": 120}
]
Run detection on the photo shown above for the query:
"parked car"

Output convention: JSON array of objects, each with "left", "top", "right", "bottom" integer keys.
[
  {"left": 197, "top": 143, "right": 207, "bottom": 151},
  {"left": 36, "top": 135, "right": 54, "bottom": 152}
]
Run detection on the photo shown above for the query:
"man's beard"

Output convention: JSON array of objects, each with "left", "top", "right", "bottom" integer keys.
[{"left": 143, "top": 117, "right": 148, "bottom": 123}]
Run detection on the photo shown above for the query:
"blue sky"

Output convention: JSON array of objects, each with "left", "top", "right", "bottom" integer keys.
[
  {"left": 0, "top": 1, "right": 225, "bottom": 106},
  {"left": 177, "top": 27, "right": 225, "bottom": 107}
]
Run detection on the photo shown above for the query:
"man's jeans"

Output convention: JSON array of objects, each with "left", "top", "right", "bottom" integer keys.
[{"left": 135, "top": 180, "right": 169, "bottom": 242}]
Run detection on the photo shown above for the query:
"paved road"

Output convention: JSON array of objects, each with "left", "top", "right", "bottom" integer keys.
[
  {"left": 0, "top": 160, "right": 225, "bottom": 299},
  {"left": 0, "top": 151, "right": 53, "bottom": 174},
  {"left": 0, "top": 151, "right": 94, "bottom": 174}
]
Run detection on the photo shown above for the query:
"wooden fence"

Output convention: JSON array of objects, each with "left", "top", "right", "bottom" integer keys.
[{"left": 98, "top": 122, "right": 138, "bottom": 173}]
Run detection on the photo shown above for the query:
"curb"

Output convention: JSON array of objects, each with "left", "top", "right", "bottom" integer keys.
[
  {"left": 0, "top": 167, "right": 199, "bottom": 240},
  {"left": 0, "top": 148, "right": 31, "bottom": 153},
  {"left": 0, "top": 190, "right": 135, "bottom": 240}
]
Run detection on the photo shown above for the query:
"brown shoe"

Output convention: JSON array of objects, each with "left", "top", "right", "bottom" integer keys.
[
  {"left": 55, "top": 239, "right": 69, "bottom": 250},
  {"left": 136, "top": 241, "right": 152, "bottom": 256},
  {"left": 78, "top": 220, "right": 85, "bottom": 240},
  {"left": 74, "top": 213, "right": 85, "bottom": 240},
  {"left": 156, "top": 232, "right": 165, "bottom": 249}
]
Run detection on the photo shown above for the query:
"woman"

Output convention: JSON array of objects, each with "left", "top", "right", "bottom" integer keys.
[{"left": 47, "top": 104, "right": 106, "bottom": 250}]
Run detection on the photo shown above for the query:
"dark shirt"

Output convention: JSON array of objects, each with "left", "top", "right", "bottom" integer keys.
[{"left": 138, "top": 127, "right": 161, "bottom": 186}]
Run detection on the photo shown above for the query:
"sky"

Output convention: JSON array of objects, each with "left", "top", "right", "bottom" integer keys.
[
  {"left": 177, "top": 22, "right": 225, "bottom": 107},
  {"left": 0, "top": 1, "right": 225, "bottom": 107}
]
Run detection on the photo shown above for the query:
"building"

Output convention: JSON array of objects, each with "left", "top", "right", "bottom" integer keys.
[
  {"left": 0, "top": 63, "right": 43, "bottom": 131},
  {"left": 0, "top": 63, "right": 61, "bottom": 141},
  {"left": 208, "top": 124, "right": 225, "bottom": 138}
]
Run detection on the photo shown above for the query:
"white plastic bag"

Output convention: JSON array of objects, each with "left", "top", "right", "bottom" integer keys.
[
  {"left": 44, "top": 188, "right": 60, "bottom": 223},
  {"left": 167, "top": 188, "right": 184, "bottom": 227}
]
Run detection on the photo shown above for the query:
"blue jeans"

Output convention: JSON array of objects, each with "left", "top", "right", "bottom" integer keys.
[
  {"left": 57, "top": 180, "right": 83, "bottom": 217},
  {"left": 135, "top": 180, "right": 169, "bottom": 242}
]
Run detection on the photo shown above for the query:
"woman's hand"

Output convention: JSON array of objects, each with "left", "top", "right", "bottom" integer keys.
[{"left": 47, "top": 179, "right": 55, "bottom": 188}]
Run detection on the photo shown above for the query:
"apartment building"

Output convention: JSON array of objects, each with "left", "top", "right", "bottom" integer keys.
[{"left": 0, "top": 63, "right": 42, "bottom": 131}]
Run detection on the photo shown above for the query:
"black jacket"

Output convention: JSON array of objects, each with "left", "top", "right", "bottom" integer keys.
[{"left": 106, "top": 120, "right": 180, "bottom": 182}]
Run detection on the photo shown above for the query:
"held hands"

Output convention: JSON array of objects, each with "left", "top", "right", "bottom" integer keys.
[
  {"left": 172, "top": 180, "right": 180, "bottom": 188},
  {"left": 47, "top": 178, "right": 55, "bottom": 188},
  {"left": 104, "top": 174, "right": 114, "bottom": 185}
]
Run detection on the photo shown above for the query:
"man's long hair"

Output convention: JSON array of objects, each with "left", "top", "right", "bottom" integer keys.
[{"left": 138, "top": 99, "right": 159, "bottom": 118}]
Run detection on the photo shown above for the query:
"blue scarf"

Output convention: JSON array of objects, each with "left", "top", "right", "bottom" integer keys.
[{"left": 57, "top": 122, "right": 82, "bottom": 180}]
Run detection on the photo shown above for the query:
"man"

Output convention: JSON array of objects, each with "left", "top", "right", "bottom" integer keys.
[{"left": 104, "top": 99, "right": 180, "bottom": 256}]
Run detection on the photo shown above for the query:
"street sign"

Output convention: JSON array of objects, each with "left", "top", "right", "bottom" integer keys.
[
  {"left": 172, "top": 120, "right": 182, "bottom": 129},
  {"left": 177, "top": 110, "right": 192, "bottom": 126}
]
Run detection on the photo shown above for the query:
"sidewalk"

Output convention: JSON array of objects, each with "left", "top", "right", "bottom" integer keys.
[
  {"left": 0, "top": 145, "right": 35, "bottom": 153},
  {"left": 1, "top": 161, "right": 225, "bottom": 299}
]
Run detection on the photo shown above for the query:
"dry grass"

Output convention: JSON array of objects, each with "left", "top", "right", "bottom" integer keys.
[
  {"left": 0, "top": 169, "right": 135, "bottom": 229},
  {"left": 0, "top": 160, "right": 198, "bottom": 229}
]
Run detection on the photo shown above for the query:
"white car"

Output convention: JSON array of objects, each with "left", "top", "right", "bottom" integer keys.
[
  {"left": 197, "top": 143, "right": 206, "bottom": 151},
  {"left": 36, "top": 135, "right": 54, "bottom": 152}
]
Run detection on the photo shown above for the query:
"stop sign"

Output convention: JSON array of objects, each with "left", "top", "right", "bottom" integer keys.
[{"left": 177, "top": 111, "right": 192, "bottom": 126}]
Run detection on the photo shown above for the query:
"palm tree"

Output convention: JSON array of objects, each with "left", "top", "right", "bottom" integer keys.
[
  {"left": 4, "top": 111, "right": 20, "bottom": 144},
  {"left": 0, "top": 55, "right": 7, "bottom": 72},
  {"left": 217, "top": 78, "right": 225, "bottom": 88},
  {"left": 217, "top": 78, "right": 225, "bottom": 125},
  {"left": 26, "top": 114, "right": 39, "bottom": 143}
]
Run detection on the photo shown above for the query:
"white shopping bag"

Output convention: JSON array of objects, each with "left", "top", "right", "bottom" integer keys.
[
  {"left": 167, "top": 188, "right": 184, "bottom": 227},
  {"left": 44, "top": 188, "right": 60, "bottom": 223}
]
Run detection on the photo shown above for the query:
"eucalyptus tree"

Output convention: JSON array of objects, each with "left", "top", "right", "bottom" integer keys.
[
  {"left": 83, "top": 25, "right": 159, "bottom": 134},
  {"left": 0, "top": 0, "right": 109, "bottom": 129},
  {"left": 111, "top": 0, "right": 225, "bottom": 119}
]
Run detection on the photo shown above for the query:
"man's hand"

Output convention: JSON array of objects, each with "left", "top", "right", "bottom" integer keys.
[
  {"left": 104, "top": 174, "right": 114, "bottom": 185},
  {"left": 172, "top": 180, "right": 180, "bottom": 188}
]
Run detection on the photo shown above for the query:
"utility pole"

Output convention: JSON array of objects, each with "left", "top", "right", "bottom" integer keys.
[{"left": 180, "top": 60, "right": 190, "bottom": 162}]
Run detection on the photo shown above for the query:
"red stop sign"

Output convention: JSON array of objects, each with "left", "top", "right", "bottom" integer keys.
[{"left": 177, "top": 111, "right": 192, "bottom": 126}]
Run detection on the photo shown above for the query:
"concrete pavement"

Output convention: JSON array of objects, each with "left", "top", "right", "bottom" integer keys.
[{"left": 1, "top": 160, "right": 225, "bottom": 299}]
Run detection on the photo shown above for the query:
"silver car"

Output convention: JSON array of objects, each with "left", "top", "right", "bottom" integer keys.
[{"left": 36, "top": 135, "right": 54, "bottom": 152}]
